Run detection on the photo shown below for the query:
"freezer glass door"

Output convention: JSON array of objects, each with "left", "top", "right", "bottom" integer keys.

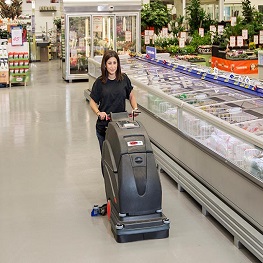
[
  {"left": 93, "top": 16, "right": 114, "bottom": 56},
  {"left": 116, "top": 15, "right": 137, "bottom": 54},
  {"left": 68, "top": 16, "right": 91, "bottom": 75}
]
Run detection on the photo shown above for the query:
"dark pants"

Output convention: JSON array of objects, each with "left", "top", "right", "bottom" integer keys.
[
  {"left": 96, "top": 131, "right": 105, "bottom": 177},
  {"left": 96, "top": 131, "right": 105, "bottom": 154}
]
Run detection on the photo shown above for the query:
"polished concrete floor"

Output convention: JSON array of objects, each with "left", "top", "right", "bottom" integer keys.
[{"left": 0, "top": 60, "right": 261, "bottom": 263}]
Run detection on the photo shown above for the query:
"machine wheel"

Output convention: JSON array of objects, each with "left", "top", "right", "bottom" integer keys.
[
  {"left": 115, "top": 223, "right": 124, "bottom": 230},
  {"left": 163, "top": 218, "right": 170, "bottom": 224},
  {"left": 107, "top": 200, "right": 111, "bottom": 220}
]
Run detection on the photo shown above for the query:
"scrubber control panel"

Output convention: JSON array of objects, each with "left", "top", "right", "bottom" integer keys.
[{"left": 117, "top": 121, "right": 140, "bottom": 129}]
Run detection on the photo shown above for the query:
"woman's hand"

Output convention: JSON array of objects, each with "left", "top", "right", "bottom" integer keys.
[{"left": 97, "top": 111, "right": 107, "bottom": 120}]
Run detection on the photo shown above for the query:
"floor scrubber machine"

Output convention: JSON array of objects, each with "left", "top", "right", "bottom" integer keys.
[{"left": 102, "top": 112, "right": 170, "bottom": 243}]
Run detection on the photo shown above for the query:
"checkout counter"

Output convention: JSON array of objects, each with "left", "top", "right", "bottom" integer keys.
[
  {"left": 32, "top": 37, "right": 51, "bottom": 62},
  {"left": 36, "top": 40, "right": 51, "bottom": 62}
]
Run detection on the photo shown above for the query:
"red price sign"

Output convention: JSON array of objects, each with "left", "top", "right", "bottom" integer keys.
[{"left": 11, "top": 26, "right": 23, "bottom": 46}]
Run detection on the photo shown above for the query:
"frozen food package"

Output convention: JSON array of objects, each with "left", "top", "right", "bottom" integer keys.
[{"left": 244, "top": 149, "right": 263, "bottom": 180}]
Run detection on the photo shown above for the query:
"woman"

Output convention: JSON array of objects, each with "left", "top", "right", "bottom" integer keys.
[{"left": 89, "top": 50, "right": 138, "bottom": 153}]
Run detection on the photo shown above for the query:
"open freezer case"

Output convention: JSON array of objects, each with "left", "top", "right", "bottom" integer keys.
[
  {"left": 87, "top": 56, "right": 263, "bottom": 261},
  {"left": 62, "top": 0, "right": 141, "bottom": 81}
]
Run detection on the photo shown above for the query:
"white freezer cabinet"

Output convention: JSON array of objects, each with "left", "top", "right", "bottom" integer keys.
[
  {"left": 88, "top": 56, "right": 263, "bottom": 183},
  {"left": 125, "top": 58, "right": 263, "bottom": 181},
  {"left": 133, "top": 83, "right": 263, "bottom": 182},
  {"left": 258, "top": 50, "right": 263, "bottom": 81}
]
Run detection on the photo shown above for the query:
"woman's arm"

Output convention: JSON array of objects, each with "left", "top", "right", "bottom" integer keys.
[
  {"left": 90, "top": 98, "right": 107, "bottom": 120},
  {"left": 129, "top": 91, "right": 138, "bottom": 110},
  {"left": 89, "top": 98, "right": 100, "bottom": 115}
]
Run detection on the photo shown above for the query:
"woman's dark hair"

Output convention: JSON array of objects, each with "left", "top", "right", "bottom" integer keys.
[{"left": 100, "top": 50, "right": 123, "bottom": 84}]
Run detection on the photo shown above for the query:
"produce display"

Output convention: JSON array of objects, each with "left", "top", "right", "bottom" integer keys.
[
  {"left": 121, "top": 56, "right": 263, "bottom": 181},
  {"left": 176, "top": 55, "right": 206, "bottom": 63},
  {"left": 226, "top": 49, "right": 257, "bottom": 60}
]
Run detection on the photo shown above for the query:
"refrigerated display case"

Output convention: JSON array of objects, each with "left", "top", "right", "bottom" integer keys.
[
  {"left": 258, "top": 50, "right": 263, "bottom": 81},
  {"left": 62, "top": 0, "right": 141, "bottom": 81},
  {"left": 86, "top": 56, "right": 263, "bottom": 262}
]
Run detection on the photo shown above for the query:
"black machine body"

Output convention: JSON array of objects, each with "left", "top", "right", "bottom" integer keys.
[{"left": 102, "top": 112, "right": 170, "bottom": 243}]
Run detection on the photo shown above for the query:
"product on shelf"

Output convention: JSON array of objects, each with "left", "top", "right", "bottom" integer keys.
[
  {"left": 244, "top": 149, "right": 263, "bottom": 179},
  {"left": 236, "top": 119, "right": 263, "bottom": 134},
  {"left": 8, "top": 51, "right": 30, "bottom": 86},
  {"left": 0, "top": 44, "right": 9, "bottom": 85}
]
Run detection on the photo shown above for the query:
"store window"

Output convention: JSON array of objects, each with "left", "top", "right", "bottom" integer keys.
[
  {"left": 200, "top": 4, "right": 219, "bottom": 20},
  {"left": 201, "top": 3, "right": 242, "bottom": 21},
  {"left": 224, "top": 4, "right": 242, "bottom": 21},
  {"left": 202, "top": 4, "right": 215, "bottom": 20}
]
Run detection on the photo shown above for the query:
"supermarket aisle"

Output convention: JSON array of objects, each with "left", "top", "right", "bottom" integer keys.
[{"left": 0, "top": 60, "right": 261, "bottom": 263}]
